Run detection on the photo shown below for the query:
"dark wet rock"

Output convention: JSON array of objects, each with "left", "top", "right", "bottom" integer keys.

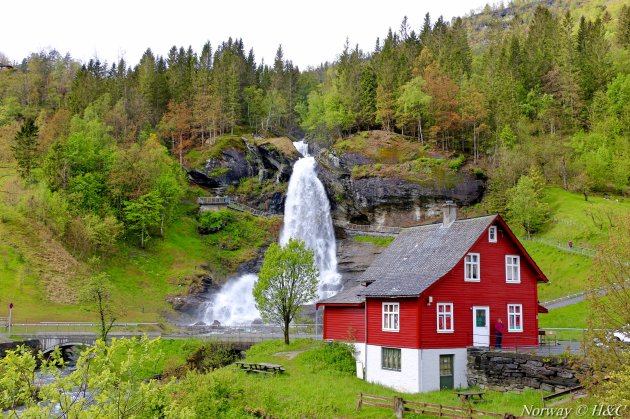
[{"left": 314, "top": 147, "right": 486, "bottom": 227}]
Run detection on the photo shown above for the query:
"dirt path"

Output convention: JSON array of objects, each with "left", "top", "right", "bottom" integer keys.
[{"left": 273, "top": 346, "right": 319, "bottom": 360}]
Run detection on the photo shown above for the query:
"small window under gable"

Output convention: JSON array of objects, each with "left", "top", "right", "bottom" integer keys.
[
  {"left": 506, "top": 255, "right": 521, "bottom": 283},
  {"left": 488, "top": 226, "right": 497, "bottom": 243},
  {"left": 464, "top": 253, "right": 480, "bottom": 282},
  {"left": 382, "top": 303, "right": 399, "bottom": 332}
]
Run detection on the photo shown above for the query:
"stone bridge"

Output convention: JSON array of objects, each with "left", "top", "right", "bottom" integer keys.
[{"left": 13, "top": 332, "right": 161, "bottom": 354}]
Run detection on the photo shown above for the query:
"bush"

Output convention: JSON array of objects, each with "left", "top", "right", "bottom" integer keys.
[
  {"left": 448, "top": 155, "right": 466, "bottom": 170},
  {"left": 185, "top": 342, "right": 240, "bottom": 373},
  {"left": 297, "top": 341, "right": 356, "bottom": 375},
  {"left": 198, "top": 210, "right": 234, "bottom": 234}
]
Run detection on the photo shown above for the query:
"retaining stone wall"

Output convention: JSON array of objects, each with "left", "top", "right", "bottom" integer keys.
[{"left": 467, "top": 348, "right": 580, "bottom": 392}]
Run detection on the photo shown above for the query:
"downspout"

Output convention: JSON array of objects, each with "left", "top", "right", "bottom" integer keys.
[
  {"left": 364, "top": 299, "right": 368, "bottom": 381},
  {"left": 419, "top": 295, "right": 423, "bottom": 392}
]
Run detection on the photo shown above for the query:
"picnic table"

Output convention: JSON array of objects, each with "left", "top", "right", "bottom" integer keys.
[
  {"left": 456, "top": 391, "right": 485, "bottom": 402},
  {"left": 234, "top": 361, "right": 285, "bottom": 374}
]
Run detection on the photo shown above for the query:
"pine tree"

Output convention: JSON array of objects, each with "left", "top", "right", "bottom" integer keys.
[{"left": 11, "top": 118, "right": 39, "bottom": 181}]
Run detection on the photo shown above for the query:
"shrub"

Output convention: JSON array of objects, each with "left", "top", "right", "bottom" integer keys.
[
  {"left": 448, "top": 155, "right": 466, "bottom": 170},
  {"left": 199, "top": 210, "right": 234, "bottom": 234},
  {"left": 185, "top": 342, "right": 240, "bottom": 373}
]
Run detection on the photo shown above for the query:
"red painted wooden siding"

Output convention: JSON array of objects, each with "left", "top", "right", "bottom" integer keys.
[
  {"left": 366, "top": 298, "right": 419, "bottom": 348},
  {"left": 418, "top": 223, "right": 540, "bottom": 349},
  {"left": 323, "top": 306, "right": 365, "bottom": 342}
]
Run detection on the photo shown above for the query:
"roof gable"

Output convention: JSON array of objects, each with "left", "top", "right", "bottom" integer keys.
[
  {"left": 493, "top": 215, "right": 548, "bottom": 283},
  {"left": 358, "top": 215, "right": 496, "bottom": 297}
]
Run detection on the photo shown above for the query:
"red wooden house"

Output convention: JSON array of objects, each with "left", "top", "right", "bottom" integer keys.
[{"left": 317, "top": 203, "right": 548, "bottom": 393}]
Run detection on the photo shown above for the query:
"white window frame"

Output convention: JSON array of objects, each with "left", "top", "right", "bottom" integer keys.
[
  {"left": 381, "top": 347, "right": 401, "bottom": 371},
  {"left": 488, "top": 226, "right": 497, "bottom": 243},
  {"left": 505, "top": 255, "right": 521, "bottom": 283},
  {"left": 437, "top": 303, "right": 454, "bottom": 333},
  {"left": 464, "top": 253, "right": 480, "bottom": 282},
  {"left": 508, "top": 304, "right": 523, "bottom": 332},
  {"left": 382, "top": 303, "right": 400, "bottom": 332}
]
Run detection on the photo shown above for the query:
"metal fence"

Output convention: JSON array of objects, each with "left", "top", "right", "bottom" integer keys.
[
  {"left": 7, "top": 322, "right": 161, "bottom": 335},
  {"left": 521, "top": 237, "right": 596, "bottom": 257},
  {"left": 333, "top": 221, "right": 402, "bottom": 235}
]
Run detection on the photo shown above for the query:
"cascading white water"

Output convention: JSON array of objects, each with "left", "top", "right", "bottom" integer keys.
[
  {"left": 198, "top": 140, "right": 340, "bottom": 325},
  {"left": 280, "top": 141, "right": 341, "bottom": 297}
]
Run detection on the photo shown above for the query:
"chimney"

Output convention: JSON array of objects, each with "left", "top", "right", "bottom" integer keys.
[{"left": 442, "top": 201, "right": 457, "bottom": 227}]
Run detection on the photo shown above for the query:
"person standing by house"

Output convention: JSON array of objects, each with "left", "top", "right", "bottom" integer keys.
[{"left": 495, "top": 318, "right": 504, "bottom": 349}]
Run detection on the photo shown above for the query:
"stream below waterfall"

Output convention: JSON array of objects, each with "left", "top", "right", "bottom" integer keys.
[{"left": 197, "top": 140, "right": 341, "bottom": 325}]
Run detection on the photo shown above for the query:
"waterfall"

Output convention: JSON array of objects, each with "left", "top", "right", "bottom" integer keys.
[
  {"left": 280, "top": 141, "right": 341, "bottom": 297},
  {"left": 198, "top": 140, "right": 340, "bottom": 325}
]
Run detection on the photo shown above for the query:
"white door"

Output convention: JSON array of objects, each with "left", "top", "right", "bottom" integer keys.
[{"left": 472, "top": 306, "right": 490, "bottom": 347}]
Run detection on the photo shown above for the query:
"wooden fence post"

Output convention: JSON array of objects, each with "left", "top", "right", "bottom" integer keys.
[
  {"left": 394, "top": 397, "right": 404, "bottom": 419},
  {"left": 356, "top": 393, "right": 362, "bottom": 411}
]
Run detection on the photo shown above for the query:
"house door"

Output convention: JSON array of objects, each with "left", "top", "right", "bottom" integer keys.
[
  {"left": 439, "top": 355, "right": 454, "bottom": 389},
  {"left": 472, "top": 306, "right": 490, "bottom": 347}
]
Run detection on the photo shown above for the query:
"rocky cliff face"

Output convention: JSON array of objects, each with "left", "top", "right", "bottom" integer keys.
[
  {"left": 187, "top": 137, "right": 298, "bottom": 214},
  {"left": 313, "top": 145, "right": 486, "bottom": 226}
]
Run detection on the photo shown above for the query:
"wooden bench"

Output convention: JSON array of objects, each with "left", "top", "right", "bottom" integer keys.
[
  {"left": 234, "top": 362, "right": 285, "bottom": 374},
  {"left": 456, "top": 391, "right": 485, "bottom": 402}
]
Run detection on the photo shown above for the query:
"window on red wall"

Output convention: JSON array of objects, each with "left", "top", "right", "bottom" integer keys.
[
  {"left": 465, "top": 253, "right": 480, "bottom": 281},
  {"left": 437, "top": 303, "right": 454, "bottom": 332},
  {"left": 508, "top": 304, "right": 523, "bottom": 332},
  {"left": 506, "top": 255, "right": 521, "bottom": 283},
  {"left": 382, "top": 303, "right": 399, "bottom": 331},
  {"left": 489, "top": 226, "right": 497, "bottom": 243}
]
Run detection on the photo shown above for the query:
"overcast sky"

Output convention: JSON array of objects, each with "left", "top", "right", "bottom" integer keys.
[{"left": 2, "top": 0, "right": 491, "bottom": 68}]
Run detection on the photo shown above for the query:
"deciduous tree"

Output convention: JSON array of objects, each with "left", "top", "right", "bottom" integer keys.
[{"left": 253, "top": 238, "right": 319, "bottom": 345}]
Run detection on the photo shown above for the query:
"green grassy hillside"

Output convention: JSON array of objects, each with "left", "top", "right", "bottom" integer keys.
[
  {"left": 540, "top": 187, "right": 629, "bottom": 246},
  {"left": 0, "top": 198, "right": 279, "bottom": 323}
]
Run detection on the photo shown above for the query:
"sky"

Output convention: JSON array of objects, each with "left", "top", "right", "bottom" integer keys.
[{"left": 2, "top": 0, "right": 491, "bottom": 69}]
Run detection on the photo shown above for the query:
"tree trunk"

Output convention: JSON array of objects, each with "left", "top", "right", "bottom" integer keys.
[
  {"left": 418, "top": 116, "right": 424, "bottom": 145},
  {"left": 561, "top": 157, "right": 568, "bottom": 190},
  {"left": 178, "top": 134, "right": 183, "bottom": 168},
  {"left": 283, "top": 319, "right": 290, "bottom": 345}
]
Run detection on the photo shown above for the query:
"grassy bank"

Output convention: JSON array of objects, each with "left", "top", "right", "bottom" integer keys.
[
  {"left": 1, "top": 200, "right": 279, "bottom": 323},
  {"left": 525, "top": 241, "right": 592, "bottom": 302},
  {"left": 539, "top": 301, "right": 589, "bottom": 341},
  {"left": 167, "top": 338, "right": 545, "bottom": 418}
]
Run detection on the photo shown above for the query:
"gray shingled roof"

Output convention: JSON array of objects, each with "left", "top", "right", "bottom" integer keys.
[
  {"left": 318, "top": 283, "right": 365, "bottom": 304},
  {"left": 357, "top": 215, "right": 497, "bottom": 297}
]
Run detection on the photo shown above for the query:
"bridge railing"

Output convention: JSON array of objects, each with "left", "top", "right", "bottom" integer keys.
[
  {"left": 7, "top": 322, "right": 161, "bottom": 335},
  {"left": 198, "top": 196, "right": 229, "bottom": 205}
]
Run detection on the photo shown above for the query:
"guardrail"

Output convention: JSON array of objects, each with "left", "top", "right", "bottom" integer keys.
[
  {"left": 333, "top": 221, "right": 402, "bottom": 235},
  {"left": 521, "top": 237, "right": 596, "bottom": 257},
  {"left": 7, "top": 322, "right": 161, "bottom": 335},
  {"left": 197, "top": 196, "right": 280, "bottom": 218},
  {"left": 541, "top": 292, "right": 585, "bottom": 307},
  {"left": 198, "top": 196, "right": 229, "bottom": 205}
]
